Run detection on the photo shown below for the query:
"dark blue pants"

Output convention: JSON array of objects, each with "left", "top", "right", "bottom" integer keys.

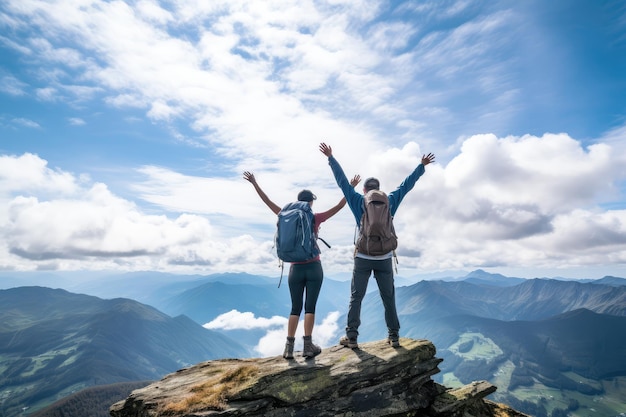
[{"left": 346, "top": 257, "right": 399, "bottom": 338}]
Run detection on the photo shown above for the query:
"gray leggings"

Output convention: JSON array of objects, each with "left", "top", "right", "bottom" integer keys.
[{"left": 288, "top": 260, "right": 323, "bottom": 315}]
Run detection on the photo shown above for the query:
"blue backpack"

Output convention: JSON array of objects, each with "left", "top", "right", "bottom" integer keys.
[{"left": 276, "top": 201, "right": 320, "bottom": 263}]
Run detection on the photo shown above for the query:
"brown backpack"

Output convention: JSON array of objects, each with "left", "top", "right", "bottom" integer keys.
[{"left": 356, "top": 190, "right": 398, "bottom": 256}]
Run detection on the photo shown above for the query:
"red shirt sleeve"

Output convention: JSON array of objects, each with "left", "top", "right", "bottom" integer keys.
[{"left": 313, "top": 212, "right": 332, "bottom": 235}]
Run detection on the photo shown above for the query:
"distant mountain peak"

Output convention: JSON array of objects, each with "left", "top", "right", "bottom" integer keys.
[
  {"left": 462, "top": 269, "right": 525, "bottom": 287},
  {"left": 465, "top": 269, "right": 508, "bottom": 279}
]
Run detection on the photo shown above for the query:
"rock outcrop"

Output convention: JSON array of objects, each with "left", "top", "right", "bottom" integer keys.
[{"left": 110, "top": 338, "right": 527, "bottom": 417}]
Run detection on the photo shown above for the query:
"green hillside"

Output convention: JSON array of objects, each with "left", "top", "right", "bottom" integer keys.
[
  {"left": 0, "top": 287, "right": 248, "bottom": 417},
  {"left": 436, "top": 309, "right": 626, "bottom": 417},
  {"left": 28, "top": 381, "right": 151, "bottom": 417}
]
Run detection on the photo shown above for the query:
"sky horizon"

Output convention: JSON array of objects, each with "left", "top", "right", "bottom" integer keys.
[{"left": 2, "top": 0, "right": 626, "bottom": 281}]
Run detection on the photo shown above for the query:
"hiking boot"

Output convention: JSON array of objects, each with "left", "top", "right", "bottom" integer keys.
[
  {"left": 283, "top": 337, "right": 295, "bottom": 359},
  {"left": 302, "top": 336, "right": 321, "bottom": 358},
  {"left": 339, "top": 335, "right": 358, "bottom": 349},
  {"left": 388, "top": 333, "right": 400, "bottom": 348}
]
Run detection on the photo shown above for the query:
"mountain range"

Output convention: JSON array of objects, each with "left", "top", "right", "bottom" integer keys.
[
  {"left": 0, "top": 286, "right": 248, "bottom": 417},
  {"left": 1, "top": 270, "right": 625, "bottom": 417}
]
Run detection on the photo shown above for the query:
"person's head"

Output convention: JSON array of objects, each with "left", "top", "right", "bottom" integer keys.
[
  {"left": 363, "top": 177, "right": 380, "bottom": 193},
  {"left": 297, "top": 189, "right": 317, "bottom": 205}
]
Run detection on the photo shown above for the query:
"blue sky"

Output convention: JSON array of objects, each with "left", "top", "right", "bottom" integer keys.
[{"left": 1, "top": 0, "right": 626, "bottom": 281}]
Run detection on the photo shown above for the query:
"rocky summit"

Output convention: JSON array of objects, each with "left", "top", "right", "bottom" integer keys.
[{"left": 110, "top": 338, "right": 527, "bottom": 417}]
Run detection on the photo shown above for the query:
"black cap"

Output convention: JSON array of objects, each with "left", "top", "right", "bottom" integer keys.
[
  {"left": 297, "top": 189, "right": 317, "bottom": 202},
  {"left": 364, "top": 177, "right": 380, "bottom": 191}
]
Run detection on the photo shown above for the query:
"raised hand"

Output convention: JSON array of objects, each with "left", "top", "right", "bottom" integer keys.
[
  {"left": 319, "top": 143, "right": 333, "bottom": 157},
  {"left": 243, "top": 171, "right": 256, "bottom": 184},
  {"left": 422, "top": 153, "right": 435, "bottom": 166}
]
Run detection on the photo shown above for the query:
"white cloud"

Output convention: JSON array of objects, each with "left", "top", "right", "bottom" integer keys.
[
  {"left": 12, "top": 117, "right": 40, "bottom": 129},
  {"left": 1, "top": 1, "right": 625, "bottom": 279},
  {"left": 392, "top": 132, "right": 626, "bottom": 273},
  {"left": 0, "top": 0, "right": 417, "bottom": 167},
  {"left": 0, "top": 154, "right": 279, "bottom": 272},
  {"left": 136, "top": 0, "right": 173, "bottom": 25},
  {"left": 204, "top": 310, "right": 287, "bottom": 330},
  {"left": 0, "top": 75, "right": 27, "bottom": 96},
  {"left": 35, "top": 87, "right": 58, "bottom": 101},
  {"left": 203, "top": 309, "right": 341, "bottom": 357},
  {"left": 255, "top": 311, "right": 341, "bottom": 357},
  {"left": 2, "top": 124, "right": 625, "bottom": 277},
  {"left": 0, "top": 153, "right": 78, "bottom": 195},
  {"left": 68, "top": 117, "right": 85, "bottom": 126}
]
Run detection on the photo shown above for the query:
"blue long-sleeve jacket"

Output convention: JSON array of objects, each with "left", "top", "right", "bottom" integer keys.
[{"left": 327, "top": 155, "right": 426, "bottom": 226}]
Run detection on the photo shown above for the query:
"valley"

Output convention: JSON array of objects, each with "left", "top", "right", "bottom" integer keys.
[
  {"left": 1, "top": 270, "right": 625, "bottom": 417},
  {"left": 440, "top": 331, "right": 626, "bottom": 417}
]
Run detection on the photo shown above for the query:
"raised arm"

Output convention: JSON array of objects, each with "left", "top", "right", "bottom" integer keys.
[
  {"left": 321, "top": 174, "right": 361, "bottom": 218},
  {"left": 319, "top": 142, "right": 364, "bottom": 224},
  {"left": 387, "top": 152, "right": 436, "bottom": 215},
  {"left": 243, "top": 171, "right": 281, "bottom": 215},
  {"left": 319, "top": 143, "right": 358, "bottom": 197}
]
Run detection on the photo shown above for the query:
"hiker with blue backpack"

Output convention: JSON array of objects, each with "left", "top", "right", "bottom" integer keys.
[
  {"left": 243, "top": 171, "right": 361, "bottom": 359},
  {"left": 319, "top": 143, "right": 435, "bottom": 349}
]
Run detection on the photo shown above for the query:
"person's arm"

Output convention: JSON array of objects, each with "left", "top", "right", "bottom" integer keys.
[
  {"left": 317, "top": 175, "right": 361, "bottom": 220},
  {"left": 388, "top": 153, "right": 435, "bottom": 214},
  {"left": 319, "top": 143, "right": 363, "bottom": 224},
  {"left": 243, "top": 171, "right": 281, "bottom": 215}
]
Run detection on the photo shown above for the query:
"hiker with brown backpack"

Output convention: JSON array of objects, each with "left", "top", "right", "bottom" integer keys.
[{"left": 319, "top": 143, "right": 435, "bottom": 349}]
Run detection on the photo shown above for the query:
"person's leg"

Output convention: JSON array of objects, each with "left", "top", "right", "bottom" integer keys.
[
  {"left": 303, "top": 313, "right": 314, "bottom": 335},
  {"left": 287, "top": 315, "right": 299, "bottom": 337},
  {"left": 345, "top": 257, "right": 372, "bottom": 340},
  {"left": 372, "top": 258, "right": 400, "bottom": 345},
  {"left": 302, "top": 261, "right": 323, "bottom": 336},
  {"left": 287, "top": 264, "right": 306, "bottom": 337},
  {"left": 302, "top": 261, "right": 323, "bottom": 358},
  {"left": 284, "top": 264, "right": 305, "bottom": 359}
]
